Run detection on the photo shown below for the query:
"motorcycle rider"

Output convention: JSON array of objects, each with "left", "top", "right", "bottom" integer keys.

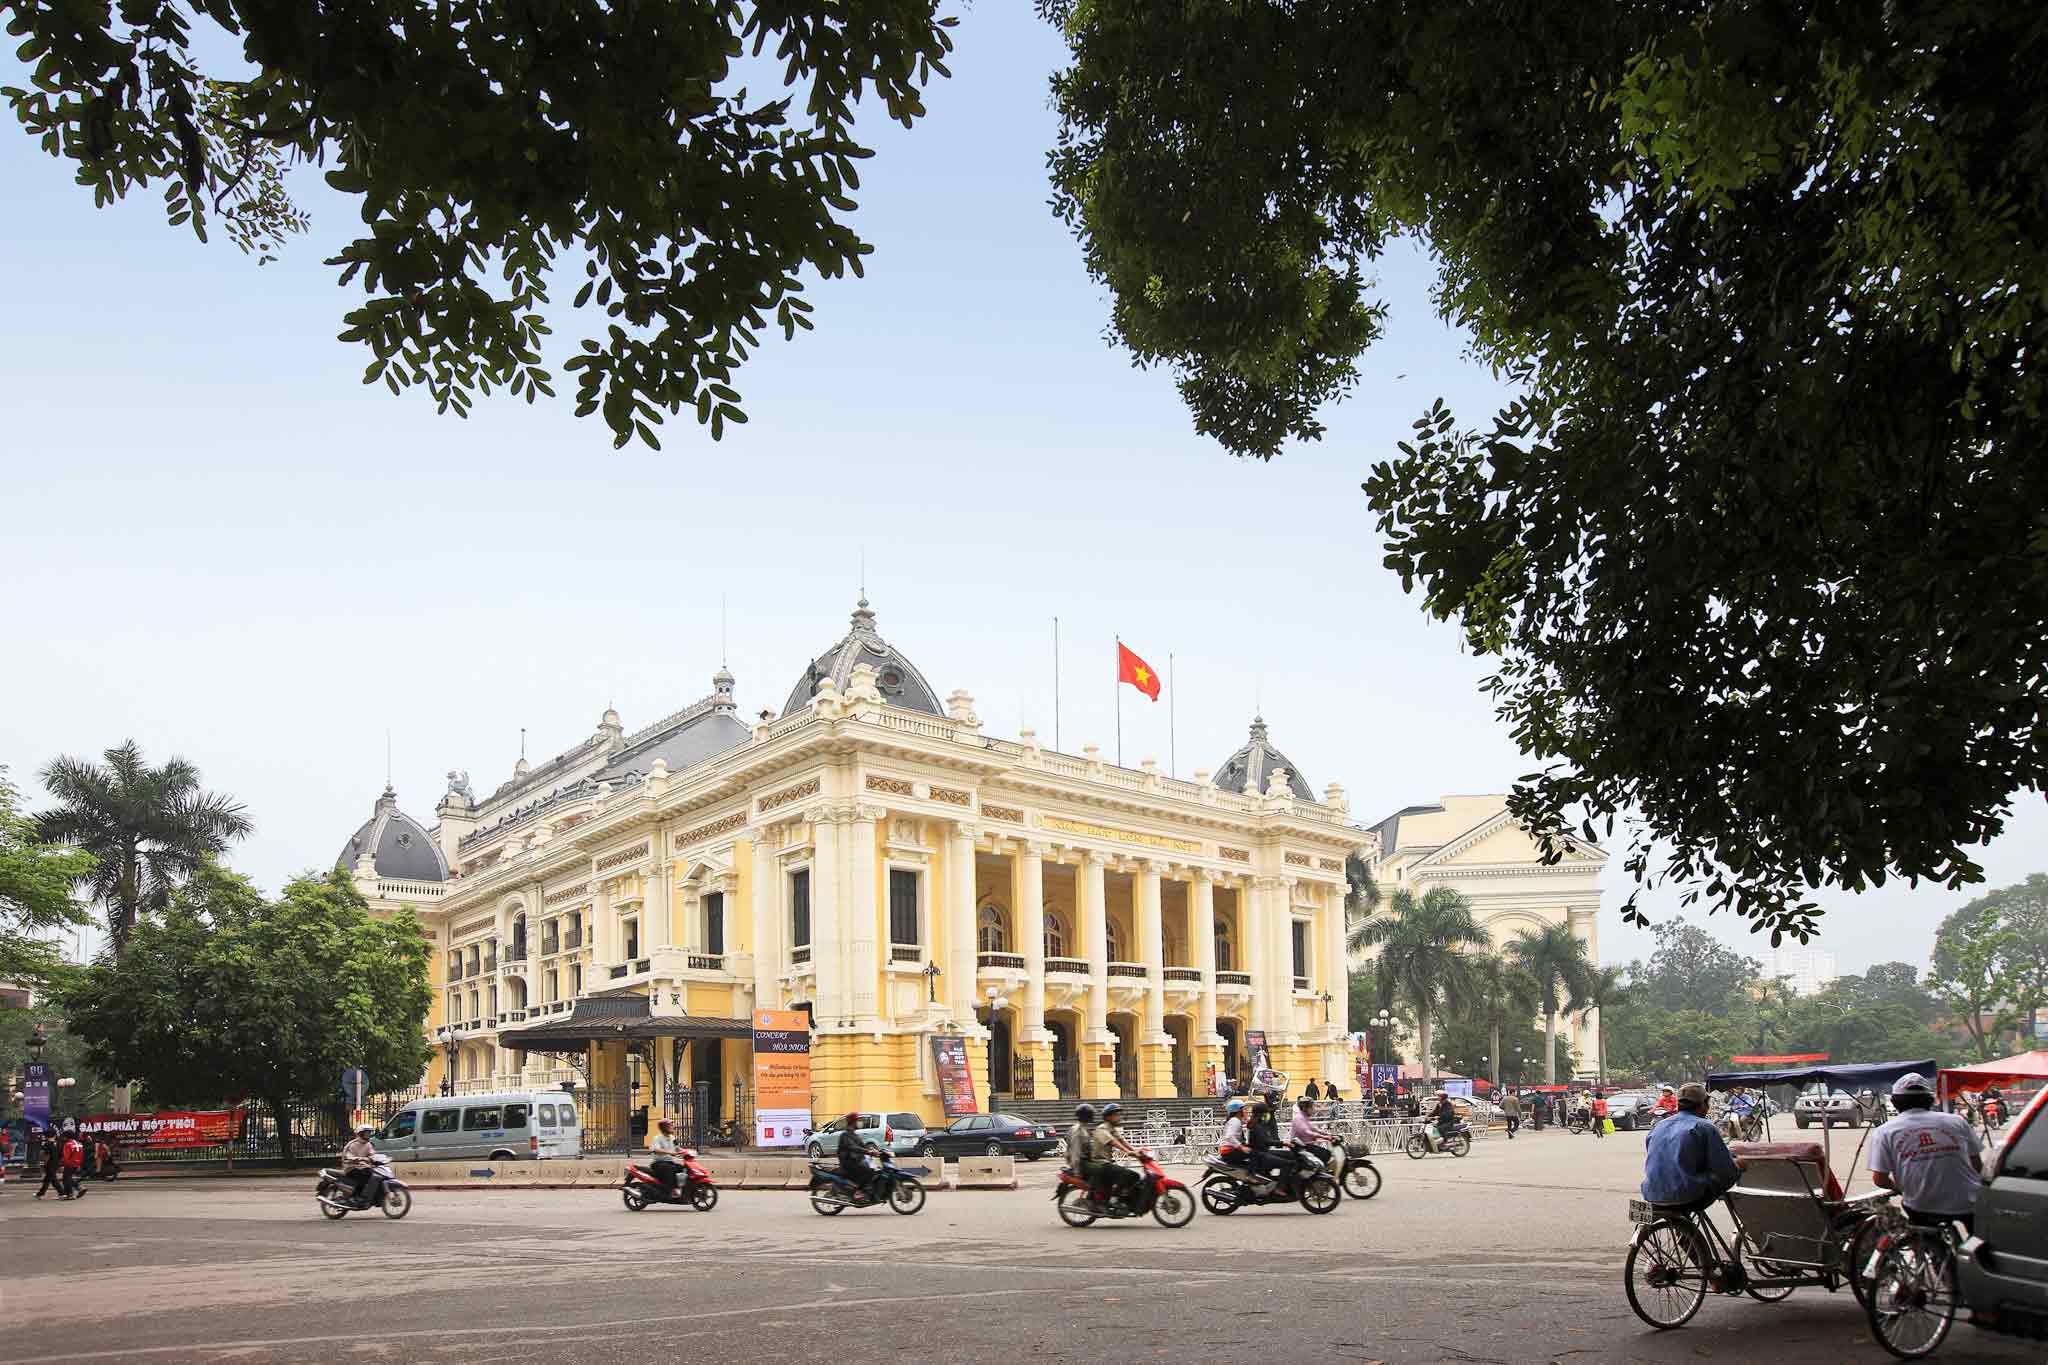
[
  {"left": 339, "top": 1124, "right": 385, "bottom": 1209},
  {"left": 1065, "top": 1104, "right": 1097, "bottom": 1176},
  {"left": 1089, "top": 1103, "right": 1144, "bottom": 1210},
  {"left": 647, "top": 1117, "right": 684, "bottom": 1198},
  {"left": 1290, "top": 1097, "right": 1336, "bottom": 1169},
  {"left": 1248, "top": 1101, "right": 1300, "bottom": 1193},
  {"left": 1216, "top": 1098, "right": 1251, "bottom": 1172},
  {"left": 835, "top": 1112, "right": 879, "bottom": 1201},
  {"left": 1430, "top": 1092, "right": 1460, "bottom": 1151}
]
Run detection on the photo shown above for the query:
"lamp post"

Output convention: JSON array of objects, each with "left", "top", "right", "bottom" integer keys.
[
  {"left": 1317, "top": 990, "right": 1333, "bottom": 1025},
  {"left": 1370, "top": 1008, "right": 1393, "bottom": 1095},
  {"left": 923, "top": 960, "right": 942, "bottom": 1005},
  {"left": 436, "top": 1026, "right": 457, "bottom": 1096}
]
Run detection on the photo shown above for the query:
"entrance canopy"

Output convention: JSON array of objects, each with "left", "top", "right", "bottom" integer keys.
[
  {"left": 1706, "top": 1059, "right": 1936, "bottom": 1093},
  {"left": 1938, "top": 1050, "right": 2048, "bottom": 1096},
  {"left": 499, "top": 995, "right": 753, "bottom": 1056}
]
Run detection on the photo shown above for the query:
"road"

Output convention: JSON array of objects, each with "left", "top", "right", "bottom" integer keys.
[{"left": 2, "top": 1130, "right": 2029, "bottom": 1364}]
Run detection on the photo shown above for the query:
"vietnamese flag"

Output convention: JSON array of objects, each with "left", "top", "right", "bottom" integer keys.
[{"left": 1117, "top": 642, "right": 1162, "bottom": 701}]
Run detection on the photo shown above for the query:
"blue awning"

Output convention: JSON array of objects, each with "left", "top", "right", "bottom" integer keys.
[{"left": 1705, "top": 1059, "right": 1937, "bottom": 1092}]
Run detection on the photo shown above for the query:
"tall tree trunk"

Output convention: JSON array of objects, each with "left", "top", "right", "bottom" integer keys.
[
  {"left": 1544, "top": 1007, "right": 1559, "bottom": 1085},
  {"left": 1490, "top": 1021, "right": 1502, "bottom": 1092},
  {"left": 1597, "top": 1010, "right": 1607, "bottom": 1088},
  {"left": 1418, "top": 1012, "right": 1433, "bottom": 1089},
  {"left": 270, "top": 1095, "right": 296, "bottom": 1166}
]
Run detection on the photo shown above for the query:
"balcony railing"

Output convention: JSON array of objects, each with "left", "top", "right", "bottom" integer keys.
[
  {"left": 633, "top": 958, "right": 650, "bottom": 974},
  {"left": 501, "top": 1008, "right": 527, "bottom": 1024},
  {"left": 1106, "top": 962, "right": 1147, "bottom": 979},
  {"left": 1045, "top": 957, "right": 1087, "bottom": 975},
  {"left": 609, "top": 963, "right": 628, "bottom": 979},
  {"left": 484, "top": 953, "right": 497, "bottom": 973},
  {"left": 1293, "top": 975, "right": 1311, "bottom": 991},
  {"left": 564, "top": 929, "right": 583, "bottom": 948},
  {"left": 791, "top": 946, "right": 812, "bottom": 965},
  {"left": 977, "top": 952, "right": 1025, "bottom": 971},
  {"left": 1217, "top": 971, "right": 1252, "bottom": 986},
  {"left": 541, "top": 937, "right": 560, "bottom": 956},
  {"left": 889, "top": 945, "right": 923, "bottom": 964},
  {"left": 505, "top": 945, "right": 527, "bottom": 963},
  {"left": 685, "top": 954, "right": 724, "bottom": 972},
  {"left": 1163, "top": 967, "right": 1201, "bottom": 983}
]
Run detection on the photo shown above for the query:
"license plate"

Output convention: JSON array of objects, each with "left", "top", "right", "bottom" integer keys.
[{"left": 1629, "top": 1199, "right": 1655, "bottom": 1224}]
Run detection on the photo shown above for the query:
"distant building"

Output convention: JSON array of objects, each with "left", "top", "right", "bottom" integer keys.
[{"left": 1768, "top": 946, "right": 1838, "bottom": 997}]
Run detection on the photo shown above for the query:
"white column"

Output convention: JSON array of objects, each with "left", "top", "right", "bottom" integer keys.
[
  {"left": 808, "top": 810, "right": 844, "bottom": 1022},
  {"left": 1571, "top": 906, "right": 1599, "bottom": 1073},
  {"left": 648, "top": 857, "right": 674, "bottom": 950},
  {"left": 592, "top": 876, "right": 614, "bottom": 974},
  {"left": 947, "top": 821, "right": 978, "bottom": 1022},
  {"left": 849, "top": 806, "right": 881, "bottom": 1023},
  {"left": 750, "top": 829, "right": 778, "bottom": 1003},
  {"left": 1137, "top": 861, "right": 1167, "bottom": 1043},
  {"left": 1246, "top": 877, "right": 1272, "bottom": 1035},
  {"left": 1193, "top": 873, "right": 1221, "bottom": 1045},
  {"left": 1018, "top": 843, "right": 1048, "bottom": 1038},
  {"left": 1275, "top": 877, "right": 1300, "bottom": 1040},
  {"left": 1323, "top": 880, "right": 1347, "bottom": 1040},
  {"left": 1083, "top": 851, "right": 1110, "bottom": 1042}
]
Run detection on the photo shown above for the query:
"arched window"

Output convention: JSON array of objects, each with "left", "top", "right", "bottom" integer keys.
[
  {"left": 1107, "top": 921, "right": 1124, "bottom": 962},
  {"left": 1215, "top": 923, "right": 1234, "bottom": 972},
  {"left": 510, "top": 914, "right": 526, "bottom": 958},
  {"left": 978, "top": 904, "right": 1008, "bottom": 954},
  {"left": 1044, "top": 912, "right": 1068, "bottom": 959}
]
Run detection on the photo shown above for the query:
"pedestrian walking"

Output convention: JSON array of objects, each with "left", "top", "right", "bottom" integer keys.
[
  {"left": 1304, "top": 1079, "right": 1321, "bottom": 1102},
  {"left": 59, "top": 1131, "right": 85, "bottom": 1198},
  {"left": 35, "top": 1129, "right": 63, "bottom": 1199},
  {"left": 1501, "top": 1090, "right": 1521, "bottom": 1139},
  {"left": 1591, "top": 1091, "right": 1609, "bottom": 1138}
]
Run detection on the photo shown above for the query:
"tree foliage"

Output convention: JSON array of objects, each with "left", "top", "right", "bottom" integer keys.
[
  {"left": 1508, "top": 922, "right": 1595, "bottom": 1085},
  {"left": 58, "top": 866, "right": 434, "bottom": 1161},
  {"left": 1352, "top": 886, "right": 1487, "bottom": 1076},
  {"left": 1041, "top": 0, "right": 2048, "bottom": 938},
  {"left": 36, "top": 740, "right": 251, "bottom": 956},
  {"left": 4, "top": 1, "right": 957, "bottom": 448},
  {"left": 0, "top": 768, "right": 93, "bottom": 988}
]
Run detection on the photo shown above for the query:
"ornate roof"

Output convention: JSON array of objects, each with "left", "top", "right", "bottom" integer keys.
[
  {"left": 336, "top": 786, "right": 449, "bottom": 882},
  {"left": 1211, "top": 716, "right": 1315, "bottom": 801},
  {"left": 781, "top": 597, "right": 943, "bottom": 718}
]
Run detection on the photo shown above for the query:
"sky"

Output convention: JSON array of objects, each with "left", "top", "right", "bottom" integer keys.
[{"left": 2, "top": 5, "right": 2039, "bottom": 977}]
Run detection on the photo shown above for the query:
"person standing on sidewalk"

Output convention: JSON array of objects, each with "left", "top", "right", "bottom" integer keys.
[
  {"left": 59, "top": 1130, "right": 86, "bottom": 1198},
  {"left": 1591, "top": 1091, "right": 1610, "bottom": 1138},
  {"left": 1501, "top": 1090, "right": 1521, "bottom": 1138}
]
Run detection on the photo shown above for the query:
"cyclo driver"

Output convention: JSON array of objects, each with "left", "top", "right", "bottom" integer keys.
[
  {"left": 835, "top": 1112, "right": 879, "bottom": 1199},
  {"left": 1088, "top": 1103, "right": 1143, "bottom": 1210},
  {"left": 1868, "top": 1073, "right": 1982, "bottom": 1233},
  {"left": 1641, "top": 1083, "right": 1741, "bottom": 1214},
  {"left": 339, "top": 1124, "right": 386, "bottom": 1208}
]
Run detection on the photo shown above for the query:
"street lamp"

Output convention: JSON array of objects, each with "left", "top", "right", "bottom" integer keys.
[
  {"left": 1317, "top": 990, "right": 1332, "bottom": 1024},
  {"left": 923, "top": 960, "right": 942, "bottom": 1004},
  {"left": 435, "top": 1026, "right": 457, "bottom": 1096}
]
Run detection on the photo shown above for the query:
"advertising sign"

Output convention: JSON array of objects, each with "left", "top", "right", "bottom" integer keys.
[
  {"left": 1245, "top": 1029, "right": 1270, "bottom": 1074},
  {"left": 751, "top": 1009, "right": 812, "bottom": 1148},
  {"left": 76, "top": 1109, "right": 242, "bottom": 1149},
  {"left": 1441, "top": 1078, "right": 1473, "bottom": 1099},
  {"left": 929, "top": 1035, "right": 980, "bottom": 1118},
  {"left": 22, "top": 1062, "right": 52, "bottom": 1129},
  {"left": 1369, "top": 1064, "right": 1401, "bottom": 1095}
]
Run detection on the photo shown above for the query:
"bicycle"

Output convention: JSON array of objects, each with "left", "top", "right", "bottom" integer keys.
[{"left": 1862, "top": 1212, "right": 1963, "bottom": 1359}]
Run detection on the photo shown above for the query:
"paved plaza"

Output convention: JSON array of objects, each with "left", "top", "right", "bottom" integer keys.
[{"left": 2, "top": 1132, "right": 2030, "bottom": 1364}]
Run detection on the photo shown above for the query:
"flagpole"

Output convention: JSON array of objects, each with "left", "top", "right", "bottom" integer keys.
[
  {"left": 1115, "top": 634, "right": 1123, "bottom": 767},
  {"left": 1053, "top": 616, "right": 1061, "bottom": 752},
  {"left": 1169, "top": 653, "right": 1176, "bottom": 778}
]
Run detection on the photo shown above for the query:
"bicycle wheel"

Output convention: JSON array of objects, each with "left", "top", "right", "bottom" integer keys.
[
  {"left": 888, "top": 1177, "right": 927, "bottom": 1215},
  {"left": 1845, "top": 1214, "right": 1890, "bottom": 1309},
  {"left": 1867, "top": 1232, "right": 1957, "bottom": 1360},
  {"left": 1342, "top": 1160, "right": 1381, "bottom": 1200},
  {"left": 1736, "top": 1237, "right": 1796, "bottom": 1303},
  {"left": 1625, "top": 1218, "right": 1710, "bottom": 1330}
]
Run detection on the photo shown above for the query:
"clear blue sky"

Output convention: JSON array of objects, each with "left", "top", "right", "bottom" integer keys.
[{"left": 2, "top": 5, "right": 2038, "bottom": 976}]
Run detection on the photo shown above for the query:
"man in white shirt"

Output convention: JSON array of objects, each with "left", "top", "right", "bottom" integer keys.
[
  {"left": 1868, "top": 1073, "right": 1983, "bottom": 1231},
  {"left": 647, "top": 1118, "right": 683, "bottom": 1197}
]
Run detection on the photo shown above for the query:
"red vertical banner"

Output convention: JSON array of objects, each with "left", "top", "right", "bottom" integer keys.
[{"left": 929, "top": 1036, "right": 979, "bottom": 1118}]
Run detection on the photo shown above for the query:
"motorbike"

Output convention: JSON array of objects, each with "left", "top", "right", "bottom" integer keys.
[
  {"left": 1568, "top": 1108, "right": 1592, "bottom": 1135},
  {"left": 1053, "top": 1148, "right": 1195, "bottom": 1228},
  {"left": 1325, "top": 1137, "right": 1382, "bottom": 1200},
  {"left": 315, "top": 1156, "right": 413, "bottom": 1219},
  {"left": 1405, "top": 1122, "right": 1473, "bottom": 1159},
  {"left": 1198, "top": 1146, "right": 1342, "bottom": 1215},
  {"left": 620, "top": 1149, "right": 718, "bottom": 1212},
  {"left": 807, "top": 1148, "right": 926, "bottom": 1216}
]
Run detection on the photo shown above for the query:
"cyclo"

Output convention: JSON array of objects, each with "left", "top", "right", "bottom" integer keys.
[{"left": 1624, "top": 1059, "right": 1933, "bottom": 1333}]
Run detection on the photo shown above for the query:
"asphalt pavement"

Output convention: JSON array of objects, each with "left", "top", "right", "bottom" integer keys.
[{"left": 2, "top": 1129, "right": 2033, "bottom": 1364}]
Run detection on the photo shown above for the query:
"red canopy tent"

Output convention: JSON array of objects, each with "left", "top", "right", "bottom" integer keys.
[{"left": 1937, "top": 1049, "right": 2048, "bottom": 1099}]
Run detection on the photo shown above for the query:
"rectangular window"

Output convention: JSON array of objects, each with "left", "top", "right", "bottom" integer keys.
[
  {"left": 422, "top": 1109, "right": 459, "bottom": 1135},
  {"left": 790, "top": 868, "right": 812, "bottom": 947},
  {"left": 537, "top": 1103, "right": 557, "bottom": 1127},
  {"left": 546, "top": 970, "right": 558, "bottom": 1003},
  {"left": 1291, "top": 920, "right": 1310, "bottom": 981},
  {"left": 462, "top": 1106, "right": 502, "bottom": 1131},
  {"left": 502, "top": 1103, "right": 529, "bottom": 1129},
  {"left": 557, "top": 1104, "right": 578, "bottom": 1129},
  {"left": 571, "top": 964, "right": 583, "bottom": 995},
  {"left": 704, "top": 892, "right": 725, "bottom": 955},
  {"left": 889, "top": 868, "right": 921, "bottom": 947},
  {"left": 383, "top": 1111, "right": 417, "bottom": 1139},
  {"left": 623, "top": 917, "right": 640, "bottom": 961}
]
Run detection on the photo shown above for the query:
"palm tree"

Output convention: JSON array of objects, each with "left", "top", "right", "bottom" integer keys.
[
  {"left": 37, "top": 740, "right": 252, "bottom": 957},
  {"left": 1353, "top": 886, "right": 1489, "bottom": 1082},
  {"left": 1576, "top": 964, "right": 1628, "bottom": 1088},
  {"left": 1510, "top": 922, "right": 1596, "bottom": 1085},
  {"left": 1341, "top": 850, "right": 1381, "bottom": 952},
  {"left": 1470, "top": 953, "right": 1543, "bottom": 1091}
]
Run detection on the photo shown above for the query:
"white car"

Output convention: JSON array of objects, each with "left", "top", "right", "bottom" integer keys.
[{"left": 1793, "top": 1086, "right": 1881, "bottom": 1128}]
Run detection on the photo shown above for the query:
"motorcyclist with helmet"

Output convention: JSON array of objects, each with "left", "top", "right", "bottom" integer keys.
[
  {"left": 1065, "top": 1104, "right": 1097, "bottom": 1176},
  {"left": 835, "top": 1112, "right": 880, "bottom": 1199},
  {"left": 1290, "top": 1096, "right": 1336, "bottom": 1169},
  {"left": 1088, "top": 1103, "right": 1143, "bottom": 1210},
  {"left": 339, "top": 1124, "right": 386, "bottom": 1209},
  {"left": 1216, "top": 1097, "right": 1251, "bottom": 1172},
  {"left": 1248, "top": 1101, "right": 1300, "bottom": 1193}
]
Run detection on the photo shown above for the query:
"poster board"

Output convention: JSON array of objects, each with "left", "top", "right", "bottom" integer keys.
[
  {"left": 77, "top": 1110, "right": 242, "bottom": 1149},
  {"left": 751, "top": 1009, "right": 812, "bottom": 1148},
  {"left": 929, "top": 1035, "right": 979, "bottom": 1118}
]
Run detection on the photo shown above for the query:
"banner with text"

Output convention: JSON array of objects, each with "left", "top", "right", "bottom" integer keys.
[
  {"left": 1369, "top": 1064, "right": 1402, "bottom": 1095},
  {"left": 752, "top": 1009, "right": 813, "bottom": 1148},
  {"left": 22, "top": 1062, "right": 52, "bottom": 1129},
  {"left": 929, "top": 1035, "right": 980, "bottom": 1118},
  {"left": 76, "top": 1109, "right": 242, "bottom": 1149}
]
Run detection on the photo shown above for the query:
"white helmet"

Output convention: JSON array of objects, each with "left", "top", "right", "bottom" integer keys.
[{"left": 1891, "top": 1072, "right": 1934, "bottom": 1098}]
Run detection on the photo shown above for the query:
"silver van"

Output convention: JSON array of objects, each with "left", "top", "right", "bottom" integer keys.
[{"left": 377, "top": 1091, "right": 582, "bottom": 1162}]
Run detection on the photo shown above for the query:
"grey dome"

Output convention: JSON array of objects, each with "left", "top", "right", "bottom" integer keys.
[
  {"left": 1212, "top": 716, "right": 1314, "bottom": 800},
  {"left": 336, "top": 785, "right": 449, "bottom": 882},
  {"left": 781, "top": 598, "right": 943, "bottom": 718}
]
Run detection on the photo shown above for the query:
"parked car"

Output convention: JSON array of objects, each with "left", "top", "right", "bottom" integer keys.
[
  {"left": 803, "top": 1111, "right": 927, "bottom": 1160},
  {"left": 1603, "top": 1092, "right": 1658, "bottom": 1132},
  {"left": 919, "top": 1113, "right": 1062, "bottom": 1160},
  {"left": 1793, "top": 1086, "right": 1874, "bottom": 1128},
  {"left": 1960, "top": 1085, "right": 2048, "bottom": 1340}
]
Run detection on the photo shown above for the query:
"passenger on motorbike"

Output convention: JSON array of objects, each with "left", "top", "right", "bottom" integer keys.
[
  {"left": 1290, "top": 1097, "right": 1335, "bottom": 1169},
  {"left": 1248, "top": 1102, "right": 1300, "bottom": 1192},
  {"left": 1065, "top": 1104, "right": 1097, "bottom": 1176},
  {"left": 1089, "top": 1103, "right": 1143, "bottom": 1210},
  {"left": 648, "top": 1118, "right": 684, "bottom": 1197},
  {"left": 340, "top": 1124, "right": 385, "bottom": 1208},
  {"left": 835, "top": 1113, "right": 878, "bottom": 1198},
  {"left": 1216, "top": 1098, "right": 1251, "bottom": 1172}
]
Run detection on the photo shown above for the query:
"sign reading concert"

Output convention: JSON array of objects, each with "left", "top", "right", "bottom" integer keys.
[
  {"left": 751, "top": 1009, "right": 812, "bottom": 1149},
  {"left": 76, "top": 1109, "right": 242, "bottom": 1149},
  {"left": 929, "top": 1035, "right": 979, "bottom": 1118}
]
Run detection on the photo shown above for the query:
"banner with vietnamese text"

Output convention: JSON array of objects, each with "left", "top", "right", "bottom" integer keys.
[
  {"left": 77, "top": 1109, "right": 242, "bottom": 1149},
  {"left": 752, "top": 1009, "right": 813, "bottom": 1148}
]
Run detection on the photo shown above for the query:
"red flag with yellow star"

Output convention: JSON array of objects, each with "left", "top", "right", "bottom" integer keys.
[{"left": 1117, "top": 642, "right": 1161, "bottom": 701}]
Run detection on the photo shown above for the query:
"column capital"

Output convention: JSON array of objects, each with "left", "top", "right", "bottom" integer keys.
[
  {"left": 950, "top": 819, "right": 983, "bottom": 843},
  {"left": 1082, "top": 849, "right": 1111, "bottom": 867},
  {"left": 1020, "top": 840, "right": 1052, "bottom": 859},
  {"left": 850, "top": 802, "right": 887, "bottom": 824}
]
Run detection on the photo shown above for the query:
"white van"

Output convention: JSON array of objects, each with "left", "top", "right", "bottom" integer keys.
[{"left": 376, "top": 1091, "right": 582, "bottom": 1162}]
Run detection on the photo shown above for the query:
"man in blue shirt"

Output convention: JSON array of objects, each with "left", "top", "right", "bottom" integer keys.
[{"left": 1642, "top": 1083, "right": 1743, "bottom": 1209}]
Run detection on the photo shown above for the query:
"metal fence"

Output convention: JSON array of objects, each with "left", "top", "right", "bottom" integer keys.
[{"left": 1116, "top": 1101, "right": 1487, "bottom": 1167}]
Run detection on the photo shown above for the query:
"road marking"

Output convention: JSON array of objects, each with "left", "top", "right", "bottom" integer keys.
[{"left": 0, "top": 1286, "right": 1048, "bottom": 1364}]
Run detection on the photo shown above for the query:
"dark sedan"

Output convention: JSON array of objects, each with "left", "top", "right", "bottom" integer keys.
[{"left": 919, "top": 1113, "right": 1062, "bottom": 1160}]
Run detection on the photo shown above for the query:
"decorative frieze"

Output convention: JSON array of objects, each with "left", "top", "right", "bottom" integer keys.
[
  {"left": 594, "top": 841, "right": 650, "bottom": 874},
  {"left": 674, "top": 810, "right": 747, "bottom": 848},
  {"left": 1219, "top": 846, "right": 1251, "bottom": 863},
  {"left": 542, "top": 880, "right": 590, "bottom": 907},
  {"left": 1284, "top": 851, "right": 1313, "bottom": 867},
  {"left": 1041, "top": 815, "right": 1202, "bottom": 856},
  {"left": 453, "top": 917, "right": 495, "bottom": 940},
  {"left": 865, "top": 775, "right": 914, "bottom": 797},
  {"left": 759, "top": 778, "right": 821, "bottom": 813},
  {"left": 981, "top": 804, "right": 1025, "bottom": 824},
  {"left": 1319, "top": 857, "right": 1344, "bottom": 872},
  {"left": 929, "top": 785, "right": 972, "bottom": 807}
]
